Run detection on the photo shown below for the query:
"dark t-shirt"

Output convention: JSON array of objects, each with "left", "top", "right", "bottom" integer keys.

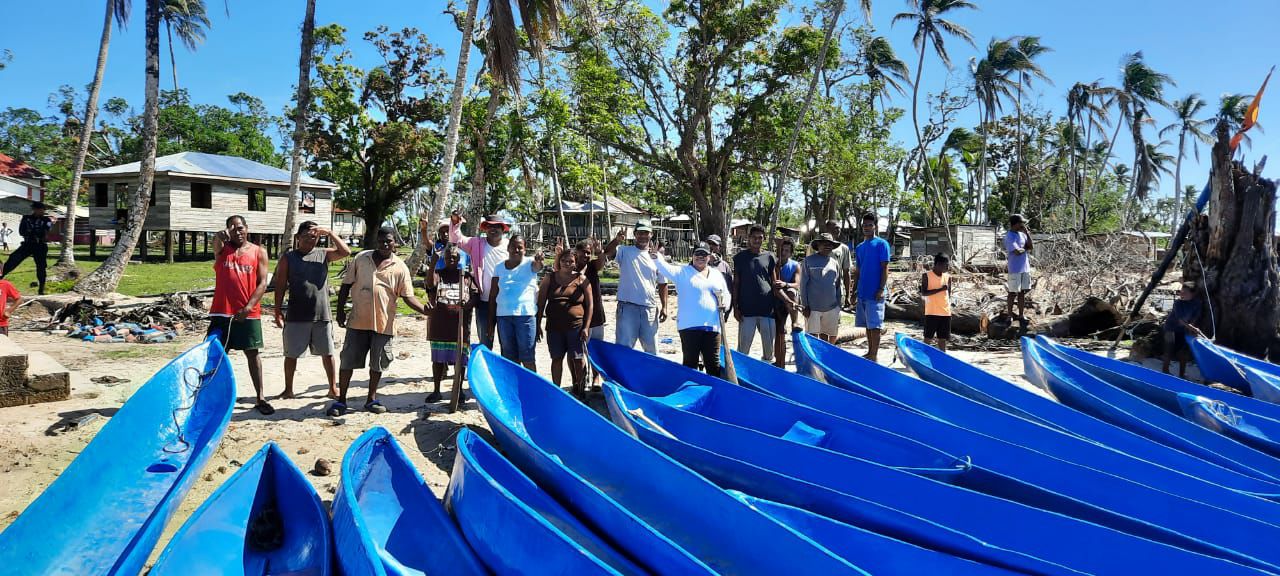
[
  {"left": 583, "top": 264, "right": 605, "bottom": 327},
  {"left": 284, "top": 248, "right": 332, "bottom": 322},
  {"left": 733, "top": 249, "right": 777, "bottom": 318},
  {"left": 1165, "top": 298, "right": 1202, "bottom": 334}
]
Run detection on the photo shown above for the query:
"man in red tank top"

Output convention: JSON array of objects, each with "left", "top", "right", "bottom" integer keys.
[{"left": 208, "top": 215, "right": 272, "bottom": 414}]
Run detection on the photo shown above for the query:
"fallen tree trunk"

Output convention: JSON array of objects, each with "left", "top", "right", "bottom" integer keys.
[
  {"left": 1185, "top": 121, "right": 1280, "bottom": 359},
  {"left": 885, "top": 300, "right": 983, "bottom": 335}
]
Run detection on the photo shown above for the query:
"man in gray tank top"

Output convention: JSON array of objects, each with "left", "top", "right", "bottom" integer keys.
[{"left": 273, "top": 221, "right": 352, "bottom": 399}]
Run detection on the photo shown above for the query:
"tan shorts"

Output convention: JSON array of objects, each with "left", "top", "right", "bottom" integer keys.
[
  {"left": 1007, "top": 271, "right": 1033, "bottom": 293},
  {"left": 806, "top": 308, "right": 841, "bottom": 336}
]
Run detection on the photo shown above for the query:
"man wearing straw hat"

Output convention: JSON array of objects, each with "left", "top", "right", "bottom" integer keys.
[
  {"left": 450, "top": 212, "right": 510, "bottom": 347},
  {"left": 799, "top": 233, "right": 843, "bottom": 343}
]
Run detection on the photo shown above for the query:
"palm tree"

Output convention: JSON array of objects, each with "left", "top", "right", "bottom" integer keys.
[
  {"left": 1216, "top": 93, "right": 1260, "bottom": 147},
  {"left": 892, "top": 0, "right": 976, "bottom": 228},
  {"left": 970, "top": 37, "right": 1017, "bottom": 223},
  {"left": 161, "top": 0, "right": 210, "bottom": 91},
  {"left": 76, "top": 0, "right": 162, "bottom": 295},
  {"left": 861, "top": 35, "right": 910, "bottom": 112},
  {"left": 58, "top": 0, "right": 132, "bottom": 271},
  {"left": 942, "top": 126, "right": 980, "bottom": 221},
  {"left": 1066, "top": 80, "right": 1109, "bottom": 232},
  {"left": 413, "top": 0, "right": 566, "bottom": 270},
  {"left": 281, "top": 0, "right": 316, "bottom": 248},
  {"left": 1008, "top": 36, "right": 1051, "bottom": 214},
  {"left": 1117, "top": 52, "right": 1174, "bottom": 204},
  {"left": 1158, "top": 94, "right": 1210, "bottom": 232}
]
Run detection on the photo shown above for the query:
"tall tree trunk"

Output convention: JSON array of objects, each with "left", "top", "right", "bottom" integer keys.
[
  {"left": 1172, "top": 128, "right": 1186, "bottom": 235},
  {"left": 534, "top": 58, "right": 570, "bottom": 246},
  {"left": 166, "top": 20, "right": 179, "bottom": 91},
  {"left": 766, "top": 0, "right": 841, "bottom": 246},
  {"left": 410, "top": 0, "right": 477, "bottom": 272},
  {"left": 76, "top": 0, "right": 162, "bottom": 295},
  {"left": 282, "top": 0, "right": 316, "bottom": 250},
  {"left": 60, "top": 0, "right": 117, "bottom": 270},
  {"left": 1185, "top": 121, "right": 1280, "bottom": 357},
  {"left": 909, "top": 39, "right": 953, "bottom": 247},
  {"left": 466, "top": 89, "right": 501, "bottom": 222},
  {"left": 1013, "top": 73, "right": 1024, "bottom": 215}
]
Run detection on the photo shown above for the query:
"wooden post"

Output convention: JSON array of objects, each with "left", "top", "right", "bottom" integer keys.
[
  {"left": 89, "top": 229, "right": 97, "bottom": 259},
  {"left": 203, "top": 232, "right": 209, "bottom": 256},
  {"left": 164, "top": 230, "right": 173, "bottom": 263},
  {"left": 139, "top": 230, "right": 149, "bottom": 261}
]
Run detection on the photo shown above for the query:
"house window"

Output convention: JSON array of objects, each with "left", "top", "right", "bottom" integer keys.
[
  {"left": 191, "top": 182, "right": 212, "bottom": 209},
  {"left": 94, "top": 183, "right": 108, "bottom": 207},
  {"left": 248, "top": 188, "right": 267, "bottom": 212},
  {"left": 115, "top": 183, "right": 129, "bottom": 221},
  {"left": 300, "top": 189, "right": 316, "bottom": 214}
]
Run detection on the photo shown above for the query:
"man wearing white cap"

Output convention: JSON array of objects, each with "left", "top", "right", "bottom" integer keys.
[{"left": 604, "top": 221, "right": 669, "bottom": 353}]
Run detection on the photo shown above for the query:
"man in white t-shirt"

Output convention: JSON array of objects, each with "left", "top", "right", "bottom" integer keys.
[{"left": 603, "top": 220, "right": 669, "bottom": 353}]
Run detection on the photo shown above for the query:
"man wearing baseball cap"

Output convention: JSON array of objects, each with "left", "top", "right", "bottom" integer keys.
[
  {"left": 1004, "top": 213, "right": 1034, "bottom": 320},
  {"left": 449, "top": 212, "right": 510, "bottom": 346},
  {"left": 1, "top": 201, "right": 56, "bottom": 295},
  {"left": 604, "top": 220, "right": 669, "bottom": 354}
]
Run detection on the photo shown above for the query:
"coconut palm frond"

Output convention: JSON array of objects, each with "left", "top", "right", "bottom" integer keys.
[
  {"left": 517, "top": 0, "right": 564, "bottom": 57},
  {"left": 111, "top": 0, "right": 132, "bottom": 27},
  {"left": 487, "top": 0, "right": 522, "bottom": 90},
  {"left": 864, "top": 36, "right": 910, "bottom": 95},
  {"left": 163, "top": 0, "right": 210, "bottom": 51}
]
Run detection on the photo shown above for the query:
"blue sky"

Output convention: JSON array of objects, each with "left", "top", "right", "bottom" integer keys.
[{"left": 2, "top": 0, "right": 1276, "bottom": 207}]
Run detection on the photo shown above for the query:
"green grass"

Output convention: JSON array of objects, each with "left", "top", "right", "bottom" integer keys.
[{"left": 6, "top": 251, "right": 221, "bottom": 297}]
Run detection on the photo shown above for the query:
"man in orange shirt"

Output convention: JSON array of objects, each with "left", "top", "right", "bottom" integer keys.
[
  {"left": 208, "top": 215, "right": 271, "bottom": 414},
  {"left": 331, "top": 226, "right": 432, "bottom": 415}
]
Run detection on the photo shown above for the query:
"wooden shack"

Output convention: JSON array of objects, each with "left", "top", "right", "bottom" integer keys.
[
  {"left": 82, "top": 152, "right": 338, "bottom": 259},
  {"left": 537, "top": 197, "right": 647, "bottom": 245},
  {"left": 909, "top": 224, "right": 999, "bottom": 266}
]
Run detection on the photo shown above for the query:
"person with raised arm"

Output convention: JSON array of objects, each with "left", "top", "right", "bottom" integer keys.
[
  {"left": 272, "top": 221, "right": 351, "bottom": 400},
  {"left": 602, "top": 221, "right": 669, "bottom": 353},
  {"left": 209, "top": 215, "right": 272, "bottom": 414},
  {"left": 449, "top": 212, "right": 509, "bottom": 346},
  {"left": 488, "top": 234, "right": 545, "bottom": 371},
  {"left": 650, "top": 242, "right": 731, "bottom": 377}
]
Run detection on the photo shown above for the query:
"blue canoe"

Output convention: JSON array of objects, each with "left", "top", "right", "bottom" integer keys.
[
  {"left": 151, "top": 442, "right": 332, "bottom": 575},
  {"left": 727, "top": 345, "right": 1280, "bottom": 569},
  {"left": 0, "top": 336, "right": 235, "bottom": 575},
  {"left": 1023, "top": 337, "right": 1280, "bottom": 483},
  {"left": 593, "top": 341, "right": 1278, "bottom": 575},
  {"left": 1190, "top": 337, "right": 1280, "bottom": 401},
  {"left": 468, "top": 345, "right": 864, "bottom": 576},
  {"left": 1035, "top": 336, "right": 1280, "bottom": 458},
  {"left": 332, "top": 426, "right": 488, "bottom": 576},
  {"left": 446, "top": 428, "right": 648, "bottom": 576},
  {"left": 728, "top": 492, "right": 1018, "bottom": 575},
  {"left": 795, "top": 333, "right": 1280, "bottom": 519},
  {"left": 887, "top": 332, "right": 1280, "bottom": 496}
]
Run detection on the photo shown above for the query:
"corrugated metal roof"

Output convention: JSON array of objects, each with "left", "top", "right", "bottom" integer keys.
[
  {"left": 545, "top": 197, "right": 644, "bottom": 215},
  {"left": 83, "top": 151, "right": 337, "bottom": 188},
  {"left": 0, "top": 153, "right": 48, "bottom": 180}
]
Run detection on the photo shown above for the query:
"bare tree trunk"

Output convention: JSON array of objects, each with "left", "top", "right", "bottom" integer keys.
[
  {"left": 60, "top": 0, "right": 117, "bottom": 271},
  {"left": 1185, "top": 121, "right": 1280, "bottom": 357},
  {"left": 282, "top": 0, "right": 316, "bottom": 249},
  {"left": 75, "top": 0, "right": 162, "bottom": 295},
  {"left": 1013, "top": 73, "right": 1024, "bottom": 215},
  {"left": 766, "top": 0, "right": 841, "bottom": 246},
  {"left": 466, "top": 88, "right": 501, "bottom": 222},
  {"left": 411, "top": 0, "right": 477, "bottom": 272},
  {"left": 166, "top": 21, "right": 179, "bottom": 91},
  {"left": 1171, "top": 128, "right": 1186, "bottom": 235}
]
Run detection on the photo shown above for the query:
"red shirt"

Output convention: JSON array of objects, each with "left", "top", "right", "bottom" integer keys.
[
  {"left": 0, "top": 280, "right": 19, "bottom": 327},
  {"left": 210, "top": 243, "right": 263, "bottom": 319}
]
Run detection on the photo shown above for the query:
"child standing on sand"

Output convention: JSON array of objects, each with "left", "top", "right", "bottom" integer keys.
[
  {"left": 920, "top": 253, "right": 952, "bottom": 351},
  {"left": 1163, "top": 282, "right": 1204, "bottom": 377}
]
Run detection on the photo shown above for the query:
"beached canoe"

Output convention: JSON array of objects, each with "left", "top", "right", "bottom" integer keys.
[
  {"left": 332, "top": 426, "right": 488, "bottom": 576},
  {"left": 1035, "top": 337, "right": 1280, "bottom": 457},
  {"left": 592, "top": 340, "right": 1280, "bottom": 574},
  {"left": 446, "top": 428, "right": 648, "bottom": 576},
  {"left": 728, "top": 492, "right": 1018, "bottom": 575},
  {"left": 801, "top": 332, "right": 1280, "bottom": 509},
  {"left": 1023, "top": 337, "right": 1280, "bottom": 482},
  {"left": 468, "top": 345, "right": 863, "bottom": 576},
  {"left": 887, "top": 332, "right": 1280, "bottom": 496},
  {"left": 151, "top": 442, "right": 331, "bottom": 575},
  {"left": 1189, "top": 337, "right": 1280, "bottom": 401},
  {"left": 604, "top": 381, "right": 1267, "bottom": 575},
  {"left": 0, "top": 336, "right": 235, "bottom": 575}
]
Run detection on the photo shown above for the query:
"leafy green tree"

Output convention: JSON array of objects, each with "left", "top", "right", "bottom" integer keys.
[{"left": 306, "top": 24, "right": 451, "bottom": 247}]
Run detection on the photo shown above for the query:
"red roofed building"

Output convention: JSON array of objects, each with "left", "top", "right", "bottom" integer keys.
[{"left": 0, "top": 153, "right": 48, "bottom": 202}]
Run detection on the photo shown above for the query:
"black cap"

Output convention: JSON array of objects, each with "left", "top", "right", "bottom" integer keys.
[
  {"left": 692, "top": 242, "right": 712, "bottom": 256},
  {"left": 31, "top": 201, "right": 48, "bottom": 210}
]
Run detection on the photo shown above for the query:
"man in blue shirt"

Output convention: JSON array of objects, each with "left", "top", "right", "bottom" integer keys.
[
  {"left": 854, "top": 212, "right": 890, "bottom": 362},
  {"left": 1004, "top": 213, "right": 1033, "bottom": 320}
]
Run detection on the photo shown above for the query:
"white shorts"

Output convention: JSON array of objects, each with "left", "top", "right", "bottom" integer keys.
[
  {"left": 1007, "top": 271, "right": 1032, "bottom": 293},
  {"left": 805, "top": 308, "right": 841, "bottom": 336}
]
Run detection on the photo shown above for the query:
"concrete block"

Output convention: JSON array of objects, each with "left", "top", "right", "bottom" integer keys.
[
  {"left": 26, "top": 352, "right": 70, "bottom": 395},
  {"left": 0, "top": 334, "right": 28, "bottom": 392}
]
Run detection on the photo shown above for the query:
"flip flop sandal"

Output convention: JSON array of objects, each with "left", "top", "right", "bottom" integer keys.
[
  {"left": 326, "top": 402, "right": 347, "bottom": 417},
  {"left": 365, "top": 401, "right": 387, "bottom": 414},
  {"left": 256, "top": 401, "right": 276, "bottom": 416}
]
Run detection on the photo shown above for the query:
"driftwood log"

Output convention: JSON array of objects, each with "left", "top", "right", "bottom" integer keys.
[
  {"left": 885, "top": 300, "right": 983, "bottom": 335},
  {"left": 1185, "top": 121, "right": 1280, "bottom": 359}
]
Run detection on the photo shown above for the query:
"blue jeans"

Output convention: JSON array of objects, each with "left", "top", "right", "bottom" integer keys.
[
  {"left": 496, "top": 315, "right": 537, "bottom": 363},
  {"left": 615, "top": 301, "right": 658, "bottom": 354},
  {"left": 475, "top": 301, "right": 493, "bottom": 348}
]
